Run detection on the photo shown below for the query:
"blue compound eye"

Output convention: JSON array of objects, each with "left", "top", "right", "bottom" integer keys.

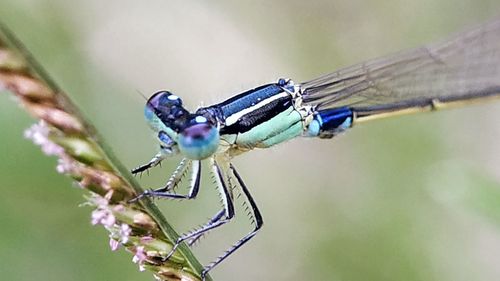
[
  {"left": 178, "top": 116, "right": 220, "bottom": 160},
  {"left": 145, "top": 90, "right": 182, "bottom": 120},
  {"left": 147, "top": 90, "right": 183, "bottom": 109},
  {"left": 146, "top": 91, "right": 185, "bottom": 121},
  {"left": 144, "top": 90, "right": 190, "bottom": 132}
]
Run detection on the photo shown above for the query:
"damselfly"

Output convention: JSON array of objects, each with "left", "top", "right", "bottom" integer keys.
[{"left": 132, "top": 19, "right": 500, "bottom": 279}]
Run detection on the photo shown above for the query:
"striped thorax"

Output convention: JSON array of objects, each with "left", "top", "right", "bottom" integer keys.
[{"left": 198, "top": 78, "right": 315, "bottom": 156}]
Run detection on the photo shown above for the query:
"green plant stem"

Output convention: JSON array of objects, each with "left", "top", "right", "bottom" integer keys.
[{"left": 0, "top": 23, "right": 210, "bottom": 281}]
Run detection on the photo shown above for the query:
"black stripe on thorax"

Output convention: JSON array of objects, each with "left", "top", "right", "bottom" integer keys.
[
  {"left": 216, "top": 83, "right": 284, "bottom": 117},
  {"left": 220, "top": 95, "right": 293, "bottom": 135}
]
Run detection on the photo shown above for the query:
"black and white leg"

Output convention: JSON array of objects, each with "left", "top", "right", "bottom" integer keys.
[
  {"left": 131, "top": 150, "right": 168, "bottom": 175},
  {"left": 162, "top": 158, "right": 235, "bottom": 262},
  {"left": 130, "top": 159, "right": 201, "bottom": 202},
  {"left": 200, "top": 163, "right": 263, "bottom": 280},
  {"left": 187, "top": 209, "right": 226, "bottom": 246}
]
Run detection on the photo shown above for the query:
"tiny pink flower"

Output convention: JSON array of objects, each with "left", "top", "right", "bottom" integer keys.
[
  {"left": 132, "top": 246, "right": 147, "bottom": 271},
  {"left": 119, "top": 224, "right": 132, "bottom": 244},
  {"left": 109, "top": 238, "right": 120, "bottom": 251},
  {"left": 40, "top": 141, "right": 65, "bottom": 156},
  {"left": 113, "top": 204, "right": 125, "bottom": 212},
  {"left": 93, "top": 196, "right": 109, "bottom": 208},
  {"left": 140, "top": 236, "right": 154, "bottom": 243},
  {"left": 91, "top": 208, "right": 115, "bottom": 227},
  {"left": 56, "top": 157, "right": 74, "bottom": 174},
  {"left": 24, "top": 121, "right": 64, "bottom": 156}
]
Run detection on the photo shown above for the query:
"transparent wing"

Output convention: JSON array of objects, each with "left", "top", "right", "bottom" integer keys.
[{"left": 300, "top": 19, "right": 500, "bottom": 116}]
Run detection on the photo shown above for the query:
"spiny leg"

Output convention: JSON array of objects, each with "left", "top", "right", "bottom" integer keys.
[
  {"left": 187, "top": 164, "right": 240, "bottom": 246},
  {"left": 162, "top": 158, "right": 235, "bottom": 261},
  {"left": 201, "top": 163, "right": 263, "bottom": 280},
  {"left": 154, "top": 158, "right": 192, "bottom": 194},
  {"left": 132, "top": 132, "right": 177, "bottom": 175},
  {"left": 131, "top": 151, "right": 167, "bottom": 175},
  {"left": 130, "top": 159, "right": 201, "bottom": 202},
  {"left": 187, "top": 209, "right": 226, "bottom": 246}
]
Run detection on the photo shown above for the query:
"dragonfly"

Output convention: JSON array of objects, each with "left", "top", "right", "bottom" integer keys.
[{"left": 131, "top": 19, "right": 500, "bottom": 279}]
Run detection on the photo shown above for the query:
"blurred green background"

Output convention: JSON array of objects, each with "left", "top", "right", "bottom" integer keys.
[{"left": 1, "top": 1, "right": 500, "bottom": 280}]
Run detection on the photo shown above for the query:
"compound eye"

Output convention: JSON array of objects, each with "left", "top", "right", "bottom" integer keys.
[
  {"left": 178, "top": 116, "right": 219, "bottom": 160},
  {"left": 147, "top": 90, "right": 183, "bottom": 111},
  {"left": 144, "top": 90, "right": 190, "bottom": 132}
]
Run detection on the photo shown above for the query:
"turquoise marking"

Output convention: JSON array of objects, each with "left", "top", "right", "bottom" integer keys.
[
  {"left": 261, "top": 121, "right": 303, "bottom": 147},
  {"left": 306, "top": 119, "right": 322, "bottom": 137},
  {"left": 220, "top": 133, "right": 237, "bottom": 145},
  {"left": 145, "top": 107, "right": 179, "bottom": 144},
  {"left": 145, "top": 106, "right": 162, "bottom": 131},
  {"left": 235, "top": 106, "right": 302, "bottom": 148},
  {"left": 339, "top": 117, "right": 352, "bottom": 131}
]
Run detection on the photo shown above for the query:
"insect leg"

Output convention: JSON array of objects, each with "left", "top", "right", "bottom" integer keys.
[
  {"left": 187, "top": 209, "right": 226, "bottom": 246},
  {"left": 131, "top": 153, "right": 164, "bottom": 174},
  {"left": 162, "top": 158, "right": 235, "bottom": 261},
  {"left": 201, "top": 163, "right": 263, "bottom": 280},
  {"left": 130, "top": 159, "right": 201, "bottom": 202},
  {"left": 131, "top": 141, "right": 176, "bottom": 175}
]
